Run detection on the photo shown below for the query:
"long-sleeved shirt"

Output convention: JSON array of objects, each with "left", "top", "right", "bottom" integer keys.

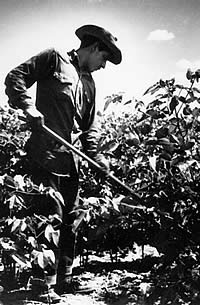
[{"left": 5, "top": 48, "right": 100, "bottom": 175}]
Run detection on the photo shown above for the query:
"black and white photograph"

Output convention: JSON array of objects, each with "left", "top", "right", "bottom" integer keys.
[{"left": 0, "top": 0, "right": 200, "bottom": 304}]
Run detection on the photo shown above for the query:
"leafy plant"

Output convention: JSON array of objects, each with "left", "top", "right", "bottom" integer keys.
[
  {"left": 2, "top": 68, "right": 200, "bottom": 304},
  {"left": 0, "top": 109, "right": 64, "bottom": 290},
  {"left": 0, "top": 173, "right": 63, "bottom": 273},
  {"left": 77, "top": 69, "right": 200, "bottom": 304}
]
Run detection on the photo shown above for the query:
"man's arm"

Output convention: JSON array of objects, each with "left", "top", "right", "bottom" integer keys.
[
  {"left": 5, "top": 48, "right": 57, "bottom": 126},
  {"left": 4, "top": 48, "right": 56, "bottom": 111},
  {"left": 80, "top": 120, "right": 110, "bottom": 171}
]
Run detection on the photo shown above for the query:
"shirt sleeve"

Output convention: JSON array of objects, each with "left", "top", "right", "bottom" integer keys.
[
  {"left": 80, "top": 117, "right": 102, "bottom": 158},
  {"left": 78, "top": 73, "right": 101, "bottom": 158},
  {"left": 4, "top": 48, "right": 57, "bottom": 110}
]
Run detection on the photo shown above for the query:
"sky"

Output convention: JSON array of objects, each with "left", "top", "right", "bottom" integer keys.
[{"left": 0, "top": 0, "right": 200, "bottom": 110}]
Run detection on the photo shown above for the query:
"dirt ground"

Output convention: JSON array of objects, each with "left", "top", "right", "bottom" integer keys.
[{"left": 0, "top": 246, "right": 157, "bottom": 305}]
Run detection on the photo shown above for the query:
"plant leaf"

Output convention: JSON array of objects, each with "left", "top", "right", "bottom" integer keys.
[
  {"left": 43, "top": 249, "right": 55, "bottom": 265},
  {"left": 143, "top": 82, "right": 160, "bottom": 95},
  {"left": 52, "top": 230, "right": 60, "bottom": 246},
  {"left": 169, "top": 96, "right": 179, "bottom": 113},
  {"left": 11, "top": 219, "right": 21, "bottom": 232},
  {"left": 37, "top": 252, "right": 45, "bottom": 269},
  {"left": 103, "top": 97, "right": 112, "bottom": 111},
  {"left": 149, "top": 155, "right": 157, "bottom": 171},
  {"left": 44, "top": 224, "right": 54, "bottom": 242}
]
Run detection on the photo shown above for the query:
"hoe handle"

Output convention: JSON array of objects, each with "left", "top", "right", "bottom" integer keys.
[{"left": 42, "top": 125, "right": 141, "bottom": 201}]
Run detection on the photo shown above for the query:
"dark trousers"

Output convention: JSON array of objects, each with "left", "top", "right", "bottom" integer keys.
[{"left": 19, "top": 156, "right": 79, "bottom": 283}]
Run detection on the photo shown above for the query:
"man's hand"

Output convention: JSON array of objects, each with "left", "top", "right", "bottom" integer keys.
[
  {"left": 94, "top": 153, "right": 110, "bottom": 172},
  {"left": 24, "top": 106, "right": 44, "bottom": 130}
]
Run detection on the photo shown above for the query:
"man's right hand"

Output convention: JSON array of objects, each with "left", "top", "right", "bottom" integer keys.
[{"left": 24, "top": 106, "right": 44, "bottom": 130}]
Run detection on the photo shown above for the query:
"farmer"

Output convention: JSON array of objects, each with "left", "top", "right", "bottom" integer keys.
[{"left": 4, "top": 24, "right": 122, "bottom": 302}]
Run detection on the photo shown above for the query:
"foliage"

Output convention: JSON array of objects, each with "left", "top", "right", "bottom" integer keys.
[
  {"left": 0, "top": 108, "right": 64, "bottom": 289},
  {"left": 1, "top": 69, "right": 200, "bottom": 303},
  {"left": 0, "top": 107, "right": 28, "bottom": 175},
  {"left": 0, "top": 173, "right": 63, "bottom": 269},
  {"left": 77, "top": 69, "right": 200, "bottom": 304}
]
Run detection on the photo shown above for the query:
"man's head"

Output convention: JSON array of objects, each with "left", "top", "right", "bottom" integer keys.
[{"left": 75, "top": 24, "right": 122, "bottom": 73}]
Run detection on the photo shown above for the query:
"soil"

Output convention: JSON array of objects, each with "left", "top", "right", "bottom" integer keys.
[{"left": 0, "top": 246, "right": 158, "bottom": 305}]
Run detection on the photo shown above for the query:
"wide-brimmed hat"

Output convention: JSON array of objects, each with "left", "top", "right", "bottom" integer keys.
[{"left": 75, "top": 24, "right": 122, "bottom": 65}]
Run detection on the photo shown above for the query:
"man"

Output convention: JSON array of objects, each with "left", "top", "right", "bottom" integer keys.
[{"left": 4, "top": 24, "right": 122, "bottom": 302}]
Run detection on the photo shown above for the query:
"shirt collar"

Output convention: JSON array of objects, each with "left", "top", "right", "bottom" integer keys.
[
  {"left": 68, "top": 49, "right": 92, "bottom": 77},
  {"left": 67, "top": 49, "right": 80, "bottom": 71}
]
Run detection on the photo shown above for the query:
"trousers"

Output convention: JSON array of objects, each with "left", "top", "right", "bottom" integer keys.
[{"left": 18, "top": 156, "right": 79, "bottom": 285}]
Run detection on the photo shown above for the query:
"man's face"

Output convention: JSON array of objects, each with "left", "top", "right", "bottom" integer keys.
[{"left": 86, "top": 47, "right": 110, "bottom": 72}]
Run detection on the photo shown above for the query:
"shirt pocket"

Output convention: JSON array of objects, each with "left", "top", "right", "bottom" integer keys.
[
  {"left": 53, "top": 71, "right": 75, "bottom": 102},
  {"left": 53, "top": 71, "right": 74, "bottom": 84},
  {"left": 53, "top": 61, "right": 83, "bottom": 111}
]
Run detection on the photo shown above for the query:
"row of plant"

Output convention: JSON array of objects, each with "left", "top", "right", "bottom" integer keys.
[
  {"left": 78, "top": 70, "right": 200, "bottom": 304},
  {"left": 1, "top": 69, "right": 200, "bottom": 303}
]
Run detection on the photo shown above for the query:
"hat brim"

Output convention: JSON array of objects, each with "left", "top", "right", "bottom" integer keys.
[{"left": 76, "top": 25, "right": 122, "bottom": 65}]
